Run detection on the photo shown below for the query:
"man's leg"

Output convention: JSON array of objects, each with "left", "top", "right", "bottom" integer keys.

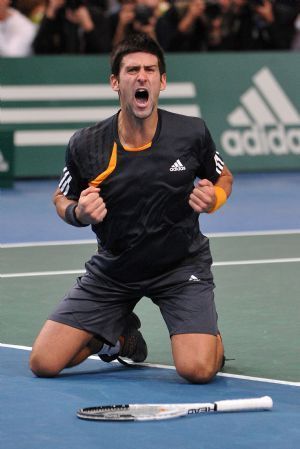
[
  {"left": 171, "top": 333, "right": 224, "bottom": 384},
  {"left": 30, "top": 313, "right": 148, "bottom": 377},
  {"left": 30, "top": 320, "right": 99, "bottom": 377}
]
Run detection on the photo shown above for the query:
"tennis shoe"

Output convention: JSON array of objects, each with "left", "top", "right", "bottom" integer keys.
[{"left": 99, "top": 312, "right": 148, "bottom": 364}]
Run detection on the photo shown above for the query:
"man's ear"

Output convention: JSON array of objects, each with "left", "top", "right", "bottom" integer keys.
[
  {"left": 160, "top": 73, "right": 167, "bottom": 92},
  {"left": 110, "top": 74, "right": 119, "bottom": 92}
]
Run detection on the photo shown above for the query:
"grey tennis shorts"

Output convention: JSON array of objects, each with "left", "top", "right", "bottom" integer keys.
[{"left": 49, "top": 254, "right": 218, "bottom": 345}]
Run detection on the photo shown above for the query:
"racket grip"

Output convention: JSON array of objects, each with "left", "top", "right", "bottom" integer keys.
[{"left": 215, "top": 396, "right": 273, "bottom": 412}]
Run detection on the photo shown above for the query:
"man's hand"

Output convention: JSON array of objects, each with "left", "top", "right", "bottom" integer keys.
[
  {"left": 189, "top": 179, "right": 216, "bottom": 213},
  {"left": 75, "top": 186, "right": 107, "bottom": 224},
  {"left": 255, "top": 0, "right": 274, "bottom": 23},
  {"left": 65, "top": 6, "right": 94, "bottom": 31}
]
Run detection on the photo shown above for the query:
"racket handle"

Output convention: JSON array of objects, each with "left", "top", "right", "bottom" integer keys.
[{"left": 215, "top": 396, "right": 273, "bottom": 412}]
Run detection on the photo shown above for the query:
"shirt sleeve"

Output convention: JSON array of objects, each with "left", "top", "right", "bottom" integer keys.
[
  {"left": 196, "top": 122, "right": 225, "bottom": 183},
  {"left": 57, "top": 138, "right": 84, "bottom": 201}
]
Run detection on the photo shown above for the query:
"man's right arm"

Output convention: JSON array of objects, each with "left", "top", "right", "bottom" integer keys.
[{"left": 53, "top": 186, "right": 107, "bottom": 226}]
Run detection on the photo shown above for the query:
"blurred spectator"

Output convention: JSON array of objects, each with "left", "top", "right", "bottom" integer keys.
[
  {"left": 204, "top": 0, "right": 235, "bottom": 50},
  {"left": 0, "top": 0, "right": 37, "bottom": 56},
  {"left": 109, "top": 0, "right": 167, "bottom": 47},
  {"left": 291, "top": 13, "right": 300, "bottom": 50},
  {"left": 225, "top": 0, "right": 299, "bottom": 50},
  {"left": 33, "top": 0, "right": 110, "bottom": 53},
  {"left": 7, "top": 0, "right": 299, "bottom": 55},
  {"left": 224, "top": 0, "right": 273, "bottom": 50},
  {"left": 110, "top": 0, "right": 300, "bottom": 52},
  {"left": 272, "top": 0, "right": 300, "bottom": 49},
  {"left": 109, "top": 0, "right": 136, "bottom": 46},
  {"left": 15, "top": 0, "right": 46, "bottom": 24},
  {"left": 156, "top": 0, "right": 207, "bottom": 51}
]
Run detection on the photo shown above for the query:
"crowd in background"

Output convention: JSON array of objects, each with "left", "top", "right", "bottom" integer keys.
[{"left": 1, "top": 0, "right": 300, "bottom": 56}]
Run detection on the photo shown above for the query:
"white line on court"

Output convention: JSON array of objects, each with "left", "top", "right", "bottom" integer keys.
[
  {"left": 1, "top": 229, "right": 300, "bottom": 248},
  {"left": 213, "top": 257, "right": 300, "bottom": 267},
  {"left": 0, "top": 269, "right": 85, "bottom": 278},
  {"left": 0, "top": 239, "right": 96, "bottom": 248},
  {"left": 207, "top": 229, "right": 300, "bottom": 238},
  {"left": 1, "top": 343, "right": 299, "bottom": 386},
  {"left": 1, "top": 257, "right": 300, "bottom": 278}
]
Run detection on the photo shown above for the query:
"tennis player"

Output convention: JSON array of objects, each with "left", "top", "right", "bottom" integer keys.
[{"left": 30, "top": 32, "right": 233, "bottom": 383}]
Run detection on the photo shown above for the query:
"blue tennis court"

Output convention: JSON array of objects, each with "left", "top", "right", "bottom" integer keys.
[
  {"left": 1, "top": 172, "right": 300, "bottom": 448},
  {"left": 1, "top": 346, "right": 299, "bottom": 449}
]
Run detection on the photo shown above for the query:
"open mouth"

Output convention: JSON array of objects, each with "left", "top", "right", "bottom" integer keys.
[{"left": 135, "top": 88, "right": 149, "bottom": 105}]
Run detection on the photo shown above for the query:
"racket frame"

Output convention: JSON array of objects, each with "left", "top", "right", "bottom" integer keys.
[{"left": 76, "top": 396, "right": 273, "bottom": 421}]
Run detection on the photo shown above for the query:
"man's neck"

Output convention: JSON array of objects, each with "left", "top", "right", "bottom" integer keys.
[{"left": 118, "top": 110, "right": 158, "bottom": 148}]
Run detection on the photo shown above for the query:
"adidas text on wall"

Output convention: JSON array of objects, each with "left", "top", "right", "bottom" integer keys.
[{"left": 221, "top": 67, "right": 300, "bottom": 157}]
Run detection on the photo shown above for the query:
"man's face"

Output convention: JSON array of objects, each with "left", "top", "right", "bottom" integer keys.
[{"left": 110, "top": 52, "right": 166, "bottom": 120}]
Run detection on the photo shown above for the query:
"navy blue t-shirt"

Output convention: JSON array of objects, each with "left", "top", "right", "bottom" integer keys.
[{"left": 58, "top": 109, "right": 224, "bottom": 281}]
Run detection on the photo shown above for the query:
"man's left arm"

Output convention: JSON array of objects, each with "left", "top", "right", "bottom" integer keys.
[{"left": 189, "top": 163, "right": 233, "bottom": 214}]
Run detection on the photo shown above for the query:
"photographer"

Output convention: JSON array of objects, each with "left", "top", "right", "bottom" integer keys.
[
  {"left": 226, "top": 0, "right": 299, "bottom": 50},
  {"left": 154, "top": 0, "right": 207, "bottom": 51},
  {"left": 271, "top": 0, "right": 300, "bottom": 49},
  {"left": 204, "top": 0, "right": 235, "bottom": 50},
  {"left": 109, "top": 0, "right": 162, "bottom": 47},
  {"left": 0, "top": 0, "right": 37, "bottom": 56},
  {"left": 33, "top": 0, "right": 110, "bottom": 54}
]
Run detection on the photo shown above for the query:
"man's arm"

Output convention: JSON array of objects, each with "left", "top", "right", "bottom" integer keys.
[
  {"left": 189, "top": 164, "right": 233, "bottom": 214},
  {"left": 53, "top": 186, "right": 107, "bottom": 226}
]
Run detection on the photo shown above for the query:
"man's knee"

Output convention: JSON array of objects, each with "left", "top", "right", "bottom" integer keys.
[
  {"left": 29, "top": 350, "right": 61, "bottom": 378},
  {"left": 175, "top": 360, "right": 217, "bottom": 384}
]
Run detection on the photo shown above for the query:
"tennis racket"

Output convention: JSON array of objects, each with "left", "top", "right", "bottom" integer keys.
[{"left": 77, "top": 395, "right": 273, "bottom": 421}]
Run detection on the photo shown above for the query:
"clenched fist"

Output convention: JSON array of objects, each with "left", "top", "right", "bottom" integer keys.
[
  {"left": 189, "top": 179, "right": 216, "bottom": 213},
  {"left": 75, "top": 186, "right": 107, "bottom": 225}
]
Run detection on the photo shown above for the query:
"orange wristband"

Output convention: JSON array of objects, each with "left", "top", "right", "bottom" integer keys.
[{"left": 208, "top": 186, "right": 227, "bottom": 214}]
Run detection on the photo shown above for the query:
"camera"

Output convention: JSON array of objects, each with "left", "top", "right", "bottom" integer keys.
[
  {"left": 66, "top": 0, "right": 85, "bottom": 10},
  {"left": 135, "top": 5, "right": 154, "bottom": 25}
]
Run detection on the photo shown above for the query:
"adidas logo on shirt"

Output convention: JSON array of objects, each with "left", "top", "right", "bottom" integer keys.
[
  {"left": 189, "top": 275, "right": 200, "bottom": 281},
  {"left": 170, "top": 159, "right": 186, "bottom": 171},
  {"left": 221, "top": 67, "right": 300, "bottom": 156}
]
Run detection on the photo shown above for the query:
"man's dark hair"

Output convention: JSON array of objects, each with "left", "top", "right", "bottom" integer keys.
[{"left": 110, "top": 33, "right": 166, "bottom": 76}]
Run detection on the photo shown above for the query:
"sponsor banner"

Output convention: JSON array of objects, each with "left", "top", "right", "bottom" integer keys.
[
  {"left": 210, "top": 65, "right": 300, "bottom": 171},
  {"left": 0, "top": 53, "right": 299, "bottom": 177}
]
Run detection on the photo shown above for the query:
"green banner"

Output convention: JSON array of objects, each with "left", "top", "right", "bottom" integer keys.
[{"left": 1, "top": 53, "right": 299, "bottom": 178}]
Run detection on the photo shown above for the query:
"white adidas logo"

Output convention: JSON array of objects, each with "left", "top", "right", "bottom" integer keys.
[
  {"left": 189, "top": 275, "right": 200, "bottom": 282},
  {"left": 170, "top": 159, "right": 186, "bottom": 171},
  {"left": 221, "top": 67, "right": 300, "bottom": 156}
]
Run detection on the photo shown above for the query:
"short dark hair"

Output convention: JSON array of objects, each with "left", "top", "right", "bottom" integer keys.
[{"left": 110, "top": 33, "right": 166, "bottom": 76}]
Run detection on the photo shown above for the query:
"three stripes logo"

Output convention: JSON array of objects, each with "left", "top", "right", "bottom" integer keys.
[
  {"left": 170, "top": 159, "right": 186, "bottom": 171},
  {"left": 214, "top": 152, "right": 224, "bottom": 175},
  {"left": 59, "top": 166, "right": 72, "bottom": 195},
  {"left": 221, "top": 67, "right": 300, "bottom": 156}
]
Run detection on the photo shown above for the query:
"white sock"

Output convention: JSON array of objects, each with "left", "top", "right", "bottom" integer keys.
[{"left": 98, "top": 340, "right": 121, "bottom": 356}]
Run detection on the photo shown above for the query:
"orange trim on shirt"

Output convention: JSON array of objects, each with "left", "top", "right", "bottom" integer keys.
[
  {"left": 123, "top": 141, "right": 152, "bottom": 152},
  {"left": 89, "top": 142, "right": 117, "bottom": 187}
]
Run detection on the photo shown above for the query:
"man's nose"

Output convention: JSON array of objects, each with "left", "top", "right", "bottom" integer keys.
[{"left": 137, "top": 69, "right": 147, "bottom": 82}]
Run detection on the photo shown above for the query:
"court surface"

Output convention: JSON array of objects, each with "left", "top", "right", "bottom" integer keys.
[{"left": 1, "top": 172, "right": 300, "bottom": 448}]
